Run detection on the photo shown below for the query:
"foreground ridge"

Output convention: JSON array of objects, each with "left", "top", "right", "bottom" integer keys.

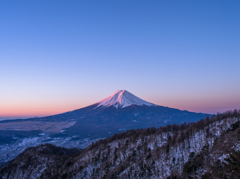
[{"left": 1, "top": 109, "right": 240, "bottom": 179}]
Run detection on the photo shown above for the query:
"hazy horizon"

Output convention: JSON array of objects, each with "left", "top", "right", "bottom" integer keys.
[{"left": 1, "top": 88, "right": 239, "bottom": 121}]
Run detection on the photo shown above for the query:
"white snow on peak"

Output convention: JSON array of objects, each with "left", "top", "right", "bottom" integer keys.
[{"left": 95, "top": 90, "right": 157, "bottom": 109}]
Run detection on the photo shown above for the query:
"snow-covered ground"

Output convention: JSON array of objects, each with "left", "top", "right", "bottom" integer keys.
[{"left": 95, "top": 90, "right": 157, "bottom": 108}]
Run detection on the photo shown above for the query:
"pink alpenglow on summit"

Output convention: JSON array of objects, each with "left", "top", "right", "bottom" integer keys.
[{"left": 95, "top": 90, "right": 157, "bottom": 109}]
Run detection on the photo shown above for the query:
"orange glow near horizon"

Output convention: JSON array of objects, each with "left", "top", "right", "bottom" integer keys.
[
  {"left": 1, "top": 91, "right": 240, "bottom": 118},
  {"left": 0, "top": 101, "right": 92, "bottom": 119},
  {"left": 1, "top": 98, "right": 240, "bottom": 119}
]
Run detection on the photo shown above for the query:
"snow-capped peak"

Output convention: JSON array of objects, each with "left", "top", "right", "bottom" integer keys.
[{"left": 95, "top": 90, "right": 157, "bottom": 109}]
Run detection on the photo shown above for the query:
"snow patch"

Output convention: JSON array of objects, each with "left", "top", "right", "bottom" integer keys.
[{"left": 95, "top": 90, "right": 157, "bottom": 109}]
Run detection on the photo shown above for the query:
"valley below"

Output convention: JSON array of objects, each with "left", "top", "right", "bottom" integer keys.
[{"left": 0, "top": 132, "right": 99, "bottom": 168}]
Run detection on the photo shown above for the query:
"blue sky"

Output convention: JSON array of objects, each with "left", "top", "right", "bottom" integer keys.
[{"left": 0, "top": 0, "right": 240, "bottom": 118}]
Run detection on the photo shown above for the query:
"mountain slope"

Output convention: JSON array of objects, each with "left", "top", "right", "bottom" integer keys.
[
  {"left": 0, "top": 144, "right": 80, "bottom": 179},
  {"left": 1, "top": 110, "right": 239, "bottom": 179}
]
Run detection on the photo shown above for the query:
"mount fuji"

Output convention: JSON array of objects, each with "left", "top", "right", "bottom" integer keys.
[{"left": 0, "top": 90, "right": 209, "bottom": 139}]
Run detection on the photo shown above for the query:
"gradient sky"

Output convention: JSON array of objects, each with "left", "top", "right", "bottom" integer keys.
[{"left": 1, "top": 0, "right": 240, "bottom": 119}]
